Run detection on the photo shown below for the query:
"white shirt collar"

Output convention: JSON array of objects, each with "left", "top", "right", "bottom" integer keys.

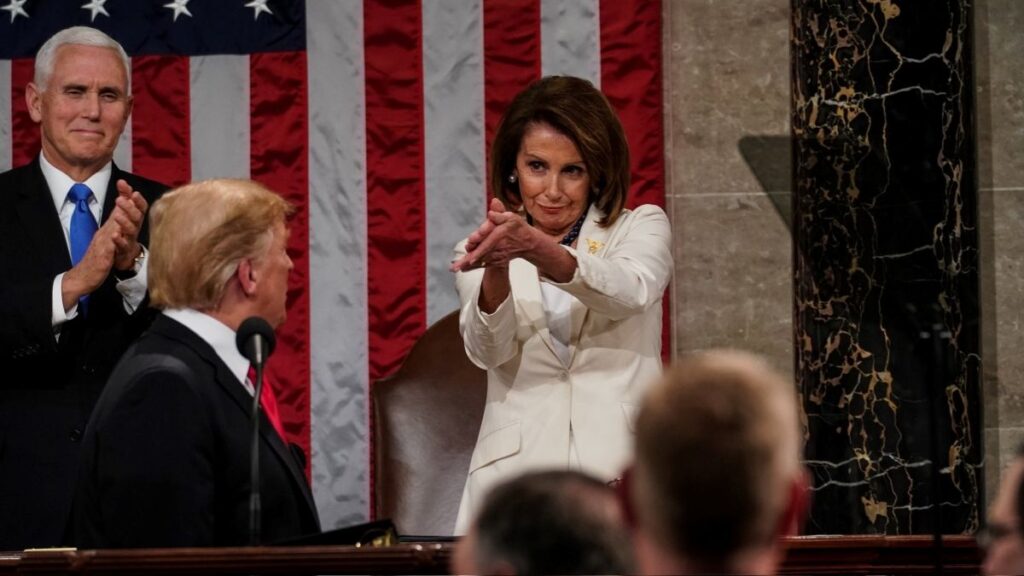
[
  {"left": 40, "top": 153, "right": 112, "bottom": 213},
  {"left": 163, "top": 308, "right": 251, "bottom": 392}
]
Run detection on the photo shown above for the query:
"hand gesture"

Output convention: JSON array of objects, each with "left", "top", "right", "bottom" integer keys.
[
  {"left": 451, "top": 198, "right": 537, "bottom": 272},
  {"left": 109, "top": 179, "right": 148, "bottom": 271},
  {"left": 61, "top": 217, "right": 120, "bottom": 310}
]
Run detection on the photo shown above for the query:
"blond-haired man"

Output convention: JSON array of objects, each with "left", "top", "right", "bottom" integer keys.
[
  {"left": 73, "top": 179, "right": 320, "bottom": 547},
  {"left": 631, "top": 350, "right": 808, "bottom": 575}
]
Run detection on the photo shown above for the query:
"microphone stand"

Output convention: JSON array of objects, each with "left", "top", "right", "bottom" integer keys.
[
  {"left": 249, "top": 361, "right": 264, "bottom": 545},
  {"left": 236, "top": 315, "right": 276, "bottom": 545},
  {"left": 237, "top": 317, "right": 276, "bottom": 547}
]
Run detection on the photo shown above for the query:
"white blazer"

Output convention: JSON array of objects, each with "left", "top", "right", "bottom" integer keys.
[{"left": 452, "top": 204, "right": 673, "bottom": 534}]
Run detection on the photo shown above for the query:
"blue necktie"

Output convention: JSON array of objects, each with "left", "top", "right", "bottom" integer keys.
[{"left": 68, "top": 183, "right": 98, "bottom": 313}]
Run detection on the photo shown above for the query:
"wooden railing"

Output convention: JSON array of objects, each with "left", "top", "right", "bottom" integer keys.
[
  {"left": 0, "top": 536, "right": 981, "bottom": 575},
  {"left": 778, "top": 535, "right": 980, "bottom": 574}
]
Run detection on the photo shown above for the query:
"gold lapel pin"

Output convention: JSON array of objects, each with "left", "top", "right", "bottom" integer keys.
[{"left": 586, "top": 239, "right": 603, "bottom": 254}]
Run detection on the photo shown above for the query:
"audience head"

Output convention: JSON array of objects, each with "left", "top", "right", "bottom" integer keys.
[
  {"left": 148, "top": 178, "right": 294, "bottom": 329},
  {"left": 26, "top": 26, "right": 133, "bottom": 180},
  {"left": 631, "top": 349, "right": 806, "bottom": 575},
  {"left": 982, "top": 445, "right": 1024, "bottom": 576},
  {"left": 453, "top": 470, "right": 634, "bottom": 575},
  {"left": 490, "top": 75, "right": 630, "bottom": 227}
]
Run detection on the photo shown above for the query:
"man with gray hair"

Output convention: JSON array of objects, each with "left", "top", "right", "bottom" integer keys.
[
  {"left": 630, "top": 350, "right": 808, "bottom": 575},
  {"left": 0, "top": 26, "right": 166, "bottom": 549}
]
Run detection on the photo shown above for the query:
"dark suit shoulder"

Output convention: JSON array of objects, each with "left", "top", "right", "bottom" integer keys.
[
  {"left": 0, "top": 162, "right": 38, "bottom": 183},
  {"left": 122, "top": 317, "right": 225, "bottom": 391},
  {"left": 0, "top": 161, "right": 44, "bottom": 198},
  {"left": 106, "top": 357, "right": 202, "bottom": 410},
  {"left": 124, "top": 331, "right": 212, "bottom": 381},
  {"left": 91, "top": 331, "right": 218, "bottom": 444}
]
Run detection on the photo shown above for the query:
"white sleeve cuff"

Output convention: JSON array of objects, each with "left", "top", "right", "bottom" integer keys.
[
  {"left": 475, "top": 290, "right": 514, "bottom": 329},
  {"left": 115, "top": 245, "right": 149, "bottom": 314},
  {"left": 52, "top": 273, "right": 77, "bottom": 328},
  {"left": 542, "top": 244, "right": 583, "bottom": 286}
]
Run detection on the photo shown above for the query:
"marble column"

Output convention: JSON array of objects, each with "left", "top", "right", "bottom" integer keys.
[{"left": 792, "top": 0, "right": 981, "bottom": 534}]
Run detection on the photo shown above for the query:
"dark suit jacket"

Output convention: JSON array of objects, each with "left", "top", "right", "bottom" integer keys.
[
  {"left": 0, "top": 159, "right": 167, "bottom": 550},
  {"left": 73, "top": 314, "right": 322, "bottom": 547}
]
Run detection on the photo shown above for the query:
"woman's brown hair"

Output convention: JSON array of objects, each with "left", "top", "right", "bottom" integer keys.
[{"left": 490, "top": 76, "right": 631, "bottom": 227}]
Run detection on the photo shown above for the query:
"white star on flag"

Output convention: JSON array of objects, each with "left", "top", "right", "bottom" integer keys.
[
  {"left": 163, "top": 0, "right": 191, "bottom": 22},
  {"left": 244, "top": 0, "right": 272, "bottom": 21},
  {"left": 1, "top": 0, "right": 29, "bottom": 23},
  {"left": 81, "top": 0, "right": 110, "bottom": 22}
]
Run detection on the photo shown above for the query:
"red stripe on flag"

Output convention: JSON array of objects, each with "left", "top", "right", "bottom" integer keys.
[
  {"left": 364, "top": 0, "right": 427, "bottom": 381},
  {"left": 483, "top": 0, "right": 540, "bottom": 199},
  {"left": 11, "top": 59, "right": 38, "bottom": 168},
  {"left": 364, "top": 0, "right": 427, "bottom": 518},
  {"left": 131, "top": 56, "right": 190, "bottom": 188},
  {"left": 250, "top": 51, "right": 312, "bottom": 479},
  {"left": 600, "top": 0, "right": 664, "bottom": 210},
  {"left": 599, "top": 0, "right": 671, "bottom": 360}
]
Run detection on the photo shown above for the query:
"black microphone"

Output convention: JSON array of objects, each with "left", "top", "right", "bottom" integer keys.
[
  {"left": 236, "top": 316, "right": 276, "bottom": 546},
  {"left": 237, "top": 317, "right": 276, "bottom": 368}
]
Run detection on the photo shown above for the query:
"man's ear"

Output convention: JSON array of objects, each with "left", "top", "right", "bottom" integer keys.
[
  {"left": 237, "top": 259, "right": 256, "bottom": 296},
  {"left": 25, "top": 83, "right": 44, "bottom": 123},
  {"left": 777, "top": 469, "right": 811, "bottom": 538}
]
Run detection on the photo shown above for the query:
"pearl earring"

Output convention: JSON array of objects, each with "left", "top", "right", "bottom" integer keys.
[{"left": 508, "top": 173, "right": 518, "bottom": 184}]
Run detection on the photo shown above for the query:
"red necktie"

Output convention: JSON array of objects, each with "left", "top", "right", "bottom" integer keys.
[{"left": 247, "top": 366, "right": 286, "bottom": 441}]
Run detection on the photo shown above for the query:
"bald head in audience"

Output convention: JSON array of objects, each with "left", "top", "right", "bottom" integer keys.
[
  {"left": 453, "top": 470, "right": 634, "bottom": 575},
  {"left": 630, "top": 350, "right": 807, "bottom": 575}
]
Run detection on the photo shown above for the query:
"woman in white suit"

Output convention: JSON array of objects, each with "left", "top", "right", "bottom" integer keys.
[{"left": 450, "top": 76, "right": 673, "bottom": 533}]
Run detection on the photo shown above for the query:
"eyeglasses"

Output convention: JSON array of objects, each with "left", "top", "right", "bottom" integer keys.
[{"left": 977, "top": 523, "right": 1021, "bottom": 550}]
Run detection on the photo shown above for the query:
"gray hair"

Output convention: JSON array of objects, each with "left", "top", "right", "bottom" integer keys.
[{"left": 34, "top": 26, "right": 131, "bottom": 94}]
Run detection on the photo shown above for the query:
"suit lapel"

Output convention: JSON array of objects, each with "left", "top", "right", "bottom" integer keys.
[
  {"left": 255, "top": 397, "right": 319, "bottom": 524},
  {"left": 513, "top": 205, "right": 614, "bottom": 364},
  {"left": 567, "top": 205, "right": 611, "bottom": 366},
  {"left": 212, "top": 358, "right": 319, "bottom": 521},
  {"left": 14, "top": 158, "right": 72, "bottom": 272},
  {"left": 209, "top": 350, "right": 319, "bottom": 524}
]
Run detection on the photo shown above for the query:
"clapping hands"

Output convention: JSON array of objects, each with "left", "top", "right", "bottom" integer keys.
[{"left": 451, "top": 198, "right": 536, "bottom": 273}]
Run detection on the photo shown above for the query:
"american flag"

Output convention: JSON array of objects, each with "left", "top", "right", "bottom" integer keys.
[{"left": 0, "top": 0, "right": 665, "bottom": 530}]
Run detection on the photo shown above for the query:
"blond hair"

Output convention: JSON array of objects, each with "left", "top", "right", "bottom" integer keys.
[
  {"left": 632, "top": 350, "right": 801, "bottom": 569},
  {"left": 148, "top": 178, "right": 293, "bottom": 310}
]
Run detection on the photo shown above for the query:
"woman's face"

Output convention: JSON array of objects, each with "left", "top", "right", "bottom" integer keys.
[{"left": 514, "top": 121, "right": 590, "bottom": 240}]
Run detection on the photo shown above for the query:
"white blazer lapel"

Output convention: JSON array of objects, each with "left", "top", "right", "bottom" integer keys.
[{"left": 567, "top": 205, "right": 612, "bottom": 365}]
